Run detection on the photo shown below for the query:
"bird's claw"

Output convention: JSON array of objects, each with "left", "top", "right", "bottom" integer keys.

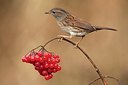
[
  {"left": 57, "top": 35, "right": 64, "bottom": 42},
  {"left": 57, "top": 35, "right": 63, "bottom": 37},
  {"left": 74, "top": 43, "right": 78, "bottom": 49}
]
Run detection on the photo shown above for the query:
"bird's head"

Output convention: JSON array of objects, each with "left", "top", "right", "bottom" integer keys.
[{"left": 45, "top": 8, "right": 70, "bottom": 21}]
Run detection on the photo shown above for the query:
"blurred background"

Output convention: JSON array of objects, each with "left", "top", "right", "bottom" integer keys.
[{"left": 0, "top": 0, "right": 128, "bottom": 85}]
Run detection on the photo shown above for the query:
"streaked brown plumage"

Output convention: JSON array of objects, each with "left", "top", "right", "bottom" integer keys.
[{"left": 45, "top": 8, "right": 117, "bottom": 46}]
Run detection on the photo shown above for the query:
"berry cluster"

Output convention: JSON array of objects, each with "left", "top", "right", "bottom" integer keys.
[{"left": 22, "top": 49, "right": 61, "bottom": 80}]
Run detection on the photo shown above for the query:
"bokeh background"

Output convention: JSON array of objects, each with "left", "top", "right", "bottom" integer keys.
[{"left": 0, "top": 0, "right": 128, "bottom": 85}]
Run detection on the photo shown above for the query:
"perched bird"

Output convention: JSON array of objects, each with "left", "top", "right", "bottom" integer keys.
[{"left": 45, "top": 8, "right": 117, "bottom": 47}]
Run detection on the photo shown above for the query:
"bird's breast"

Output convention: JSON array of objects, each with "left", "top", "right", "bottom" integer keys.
[{"left": 57, "top": 21, "right": 87, "bottom": 37}]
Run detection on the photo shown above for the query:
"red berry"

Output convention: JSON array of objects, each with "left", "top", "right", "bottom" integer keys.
[
  {"left": 30, "top": 55, "right": 35, "bottom": 62},
  {"left": 38, "top": 70, "right": 42, "bottom": 75},
  {"left": 47, "top": 58, "right": 52, "bottom": 63},
  {"left": 22, "top": 57, "right": 28, "bottom": 62},
  {"left": 57, "top": 66, "right": 61, "bottom": 71},
  {"left": 34, "top": 62, "right": 40, "bottom": 67},
  {"left": 44, "top": 74, "right": 53, "bottom": 80},
  {"left": 52, "top": 68, "right": 57, "bottom": 73},
  {"left": 39, "top": 57, "right": 44, "bottom": 63},
  {"left": 44, "top": 52, "right": 52, "bottom": 58},
  {"left": 51, "top": 59, "right": 56, "bottom": 64},
  {"left": 40, "top": 65, "right": 44, "bottom": 69},
  {"left": 25, "top": 56, "right": 31, "bottom": 63},
  {"left": 54, "top": 63, "right": 58, "bottom": 68},
  {"left": 37, "top": 51, "right": 43, "bottom": 57},
  {"left": 48, "top": 74, "right": 53, "bottom": 79},
  {"left": 34, "top": 55, "right": 40, "bottom": 62},
  {"left": 43, "top": 56, "right": 48, "bottom": 61},
  {"left": 49, "top": 64, "right": 54, "bottom": 68},
  {"left": 44, "top": 75, "right": 50, "bottom": 80},
  {"left": 47, "top": 68, "right": 52, "bottom": 73},
  {"left": 55, "top": 58, "right": 60, "bottom": 63},
  {"left": 35, "top": 66, "right": 40, "bottom": 70},
  {"left": 53, "top": 55, "right": 59, "bottom": 59},
  {"left": 42, "top": 70, "right": 48, "bottom": 76},
  {"left": 44, "top": 63, "right": 49, "bottom": 68}
]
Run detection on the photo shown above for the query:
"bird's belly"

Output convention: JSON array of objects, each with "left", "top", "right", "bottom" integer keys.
[
  {"left": 57, "top": 22, "right": 87, "bottom": 37},
  {"left": 61, "top": 26, "right": 87, "bottom": 37},
  {"left": 70, "top": 31, "right": 87, "bottom": 37}
]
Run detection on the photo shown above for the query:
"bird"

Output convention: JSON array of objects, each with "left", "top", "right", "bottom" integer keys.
[{"left": 45, "top": 8, "right": 117, "bottom": 47}]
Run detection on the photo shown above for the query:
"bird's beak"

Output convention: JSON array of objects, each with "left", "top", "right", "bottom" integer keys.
[{"left": 45, "top": 11, "right": 50, "bottom": 14}]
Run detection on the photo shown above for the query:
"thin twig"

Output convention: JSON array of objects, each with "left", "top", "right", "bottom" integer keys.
[
  {"left": 43, "top": 37, "right": 107, "bottom": 85},
  {"left": 32, "top": 45, "right": 43, "bottom": 50},
  {"left": 89, "top": 76, "right": 120, "bottom": 85},
  {"left": 43, "top": 37, "right": 60, "bottom": 47}
]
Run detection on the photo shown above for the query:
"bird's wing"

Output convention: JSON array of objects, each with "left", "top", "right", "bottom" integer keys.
[{"left": 63, "top": 16, "right": 95, "bottom": 31}]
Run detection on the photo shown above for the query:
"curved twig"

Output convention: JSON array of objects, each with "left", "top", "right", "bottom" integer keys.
[
  {"left": 43, "top": 37, "right": 107, "bottom": 85},
  {"left": 89, "top": 76, "right": 120, "bottom": 85}
]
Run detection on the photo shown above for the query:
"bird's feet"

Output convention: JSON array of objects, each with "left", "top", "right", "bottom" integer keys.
[
  {"left": 74, "top": 37, "right": 83, "bottom": 48},
  {"left": 57, "top": 35, "right": 72, "bottom": 38},
  {"left": 57, "top": 35, "right": 72, "bottom": 42},
  {"left": 74, "top": 42, "right": 79, "bottom": 48}
]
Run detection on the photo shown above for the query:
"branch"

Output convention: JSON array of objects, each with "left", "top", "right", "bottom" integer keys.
[
  {"left": 89, "top": 76, "right": 120, "bottom": 85},
  {"left": 43, "top": 37, "right": 107, "bottom": 85}
]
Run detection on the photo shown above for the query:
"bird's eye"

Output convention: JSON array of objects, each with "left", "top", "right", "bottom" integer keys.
[{"left": 52, "top": 11, "right": 56, "bottom": 14}]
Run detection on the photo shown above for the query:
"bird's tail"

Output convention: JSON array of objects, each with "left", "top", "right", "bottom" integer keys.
[{"left": 93, "top": 26, "right": 117, "bottom": 31}]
